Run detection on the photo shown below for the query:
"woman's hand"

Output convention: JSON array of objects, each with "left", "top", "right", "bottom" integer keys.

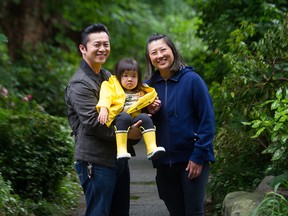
[
  {"left": 147, "top": 97, "right": 161, "bottom": 114},
  {"left": 186, "top": 160, "right": 202, "bottom": 180}
]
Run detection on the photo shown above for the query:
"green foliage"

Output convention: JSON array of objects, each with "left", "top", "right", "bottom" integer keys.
[
  {"left": 0, "top": 84, "right": 41, "bottom": 113},
  {"left": 194, "top": 0, "right": 286, "bottom": 53},
  {"left": 25, "top": 200, "right": 66, "bottom": 216},
  {"left": 269, "top": 172, "right": 288, "bottom": 188},
  {"left": 1, "top": 0, "right": 201, "bottom": 116},
  {"left": 0, "top": 34, "right": 7, "bottom": 43},
  {"left": 198, "top": 2, "right": 288, "bottom": 213},
  {"left": 53, "top": 171, "right": 82, "bottom": 212},
  {"left": 0, "top": 109, "right": 74, "bottom": 201},
  {"left": 217, "top": 15, "right": 287, "bottom": 144},
  {"left": 0, "top": 173, "right": 28, "bottom": 215},
  {"left": 24, "top": 171, "right": 82, "bottom": 216},
  {"left": 0, "top": 1, "right": 287, "bottom": 215},
  {"left": 61, "top": 0, "right": 158, "bottom": 71},
  {"left": 0, "top": 170, "right": 81, "bottom": 216},
  {"left": 208, "top": 126, "right": 270, "bottom": 211},
  {"left": 251, "top": 180, "right": 288, "bottom": 216},
  {"left": 242, "top": 87, "right": 288, "bottom": 173},
  {"left": 226, "top": 15, "right": 288, "bottom": 174},
  {"left": 190, "top": 0, "right": 288, "bottom": 86},
  {"left": 0, "top": 43, "right": 77, "bottom": 116}
]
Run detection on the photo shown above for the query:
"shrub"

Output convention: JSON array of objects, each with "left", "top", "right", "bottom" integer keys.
[
  {"left": 0, "top": 43, "right": 77, "bottom": 117},
  {"left": 208, "top": 125, "right": 271, "bottom": 213},
  {"left": 242, "top": 87, "right": 288, "bottom": 174},
  {"left": 0, "top": 172, "right": 28, "bottom": 215},
  {"left": 0, "top": 108, "right": 74, "bottom": 201},
  {"left": 252, "top": 178, "right": 288, "bottom": 216}
]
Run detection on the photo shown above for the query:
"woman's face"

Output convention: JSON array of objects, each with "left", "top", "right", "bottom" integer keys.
[{"left": 148, "top": 38, "right": 174, "bottom": 73}]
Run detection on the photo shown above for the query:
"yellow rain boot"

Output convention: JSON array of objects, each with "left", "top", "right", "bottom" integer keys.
[
  {"left": 141, "top": 127, "right": 165, "bottom": 160},
  {"left": 115, "top": 129, "right": 131, "bottom": 159}
]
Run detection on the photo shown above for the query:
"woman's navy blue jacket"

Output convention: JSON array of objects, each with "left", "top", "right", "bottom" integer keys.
[{"left": 145, "top": 66, "right": 215, "bottom": 167}]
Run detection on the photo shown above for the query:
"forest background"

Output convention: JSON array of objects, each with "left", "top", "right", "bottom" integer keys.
[{"left": 0, "top": 0, "right": 287, "bottom": 215}]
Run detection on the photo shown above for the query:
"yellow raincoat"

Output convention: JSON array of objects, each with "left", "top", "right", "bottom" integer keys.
[{"left": 96, "top": 75, "right": 157, "bottom": 127}]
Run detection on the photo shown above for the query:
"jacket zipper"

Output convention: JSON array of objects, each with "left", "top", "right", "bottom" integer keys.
[{"left": 164, "top": 80, "right": 172, "bottom": 167}]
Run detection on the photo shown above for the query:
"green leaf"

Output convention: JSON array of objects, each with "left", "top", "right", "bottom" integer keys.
[
  {"left": 280, "top": 135, "right": 288, "bottom": 143},
  {"left": 276, "top": 88, "right": 282, "bottom": 100},
  {"left": 0, "top": 34, "right": 8, "bottom": 43},
  {"left": 252, "top": 120, "right": 262, "bottom": 128},
  {"left": 271, "top": 148, "right": 284, "bottom": 161},
  {"left": 271, "top": 100, "right": 280, "bottom": 110},
  {"left": 241, "top": 121, "right": 252, "bottom": 125},
  {"left": 251, "top": 127, "right": 266, "bottom": 138},
  {"left": 273, "top": 123, "right": 283, "bottom": 131},
  {"left": 278, "top": 115, "right": 287, "bottom": 123}
]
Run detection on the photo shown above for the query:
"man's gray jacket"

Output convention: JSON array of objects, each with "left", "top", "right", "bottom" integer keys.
[{"left": 65, "top": 60, "right": 117, "bottom": 167}]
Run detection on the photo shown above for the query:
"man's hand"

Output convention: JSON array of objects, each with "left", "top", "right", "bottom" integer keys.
[
  {"left": 185, "top": 160, "right": 202, "bottom": 180},
  {"left": 128, "top": 120, "right": 142, "bottom": 140},
  {"left": 147, "top": 97, "right": 161, "bottom": 114}
]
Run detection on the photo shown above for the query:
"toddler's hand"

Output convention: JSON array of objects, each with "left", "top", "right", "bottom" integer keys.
[{"left": 98, "top": 107, "right": 109, "bottom": 124}]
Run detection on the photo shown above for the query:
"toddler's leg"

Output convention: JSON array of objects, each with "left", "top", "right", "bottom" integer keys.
[
  {"left": 134, "top": 113, "right": 165, "bottom": 160},
  {"left": 114, "top": 112, "right": 132, "bottom": 159}
]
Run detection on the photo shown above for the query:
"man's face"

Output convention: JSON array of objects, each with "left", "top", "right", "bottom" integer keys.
[{"left": 79, "top": 32, "right": 110, "bottom": 70}]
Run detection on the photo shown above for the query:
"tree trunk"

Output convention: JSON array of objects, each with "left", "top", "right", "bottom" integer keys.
[{"left": 0, "top": 0, "right": 53, "bottom": 61}]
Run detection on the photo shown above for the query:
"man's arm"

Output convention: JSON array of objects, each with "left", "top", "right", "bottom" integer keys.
[{"left": 68, "top": 81, "right": 115, "bottom": 141}]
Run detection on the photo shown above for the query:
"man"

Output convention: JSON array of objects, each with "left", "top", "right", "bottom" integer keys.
[{"left": 65, "top": 23, "right": 142, "bottom": 216}]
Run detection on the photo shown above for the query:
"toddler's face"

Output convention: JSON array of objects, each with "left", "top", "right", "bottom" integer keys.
[{"left": 121, "top": 70, "right": 138, "bottom": 91}]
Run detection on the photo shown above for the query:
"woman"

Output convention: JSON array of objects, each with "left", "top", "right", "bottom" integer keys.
[{"left": 145, "top": 33, "right": 215, "bottom": 216}]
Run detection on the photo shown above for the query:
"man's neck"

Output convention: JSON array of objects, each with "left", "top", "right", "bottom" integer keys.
[
  {"left": 86, "top": 61, "right": 102, "bottom": 74},
  {"left": 91, "top": 63, "right": 102, "bottom": 74}
]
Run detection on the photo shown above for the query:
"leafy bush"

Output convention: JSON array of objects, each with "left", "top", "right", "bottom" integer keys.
[
  {"left": 0, "top": 108, "right": 74, "bottom": 201},
  {"left": 207, "top": 15, "right": 287, "bottom": 214},
  {"left": 0, "top": 43, "right": 77, "bottom": 116},
  {"left": 207, "top": 125, "right": 270, "bottom": 215},
  {"left": 0, "top": 65, "right": 79, "bottom": 215},
  {"left": 252, "top": 179, "right": 288, "bottom": 216},
  {"left": 243, "top": 87, "right": 288, "bottom": 174},
  {"left": 0, "top": 168, "right": 81, "bottom": 216},
  {"left": 0, "top": 172, "right": 28, "bottom": 215}
]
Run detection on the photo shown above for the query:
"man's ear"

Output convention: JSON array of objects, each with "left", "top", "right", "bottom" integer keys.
[{"left": 79, "top": 44, "right": 86, "bottom": 54}]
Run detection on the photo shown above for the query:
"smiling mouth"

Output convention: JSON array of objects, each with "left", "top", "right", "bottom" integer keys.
[
  {"left": 97, "top": 54, "right": 106, "bottom": 57},
  {"left": 158, "top": 58, "right": 166, "bottom": 63}
]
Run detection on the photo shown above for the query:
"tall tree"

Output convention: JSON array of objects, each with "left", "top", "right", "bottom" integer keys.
[{"left": 0, "top": 0, "right": 72, "bottom": 61}]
